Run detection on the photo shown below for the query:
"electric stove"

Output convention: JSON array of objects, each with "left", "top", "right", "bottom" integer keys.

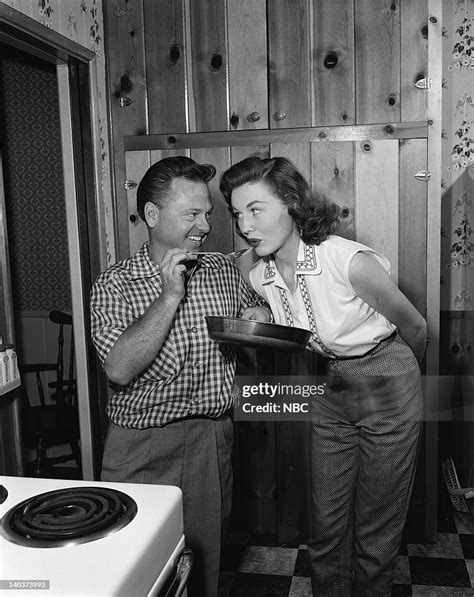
[{"left": 0, "top": 476, "right": 185, "bottom": 596}]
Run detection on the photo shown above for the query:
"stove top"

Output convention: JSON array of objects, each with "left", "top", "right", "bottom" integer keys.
[
  {"left": 0, "top": 476, "right": 184, "bottom": 596},
  {"left": 2, "top": 486, "right": 137, "bottom": 548}
]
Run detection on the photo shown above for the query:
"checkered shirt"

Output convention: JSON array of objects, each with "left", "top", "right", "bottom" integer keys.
[{"left": 90, "top": 243, "right": 264, "bottom": 428}]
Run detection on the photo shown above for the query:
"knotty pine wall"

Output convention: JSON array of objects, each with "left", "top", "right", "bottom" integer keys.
[{"left": 104, "top": 0, "right": 431, "bottom": 259}]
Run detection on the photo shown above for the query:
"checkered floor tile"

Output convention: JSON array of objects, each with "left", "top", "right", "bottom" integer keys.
[{"left": 219, "top": 496, "right": 474, "bottom": 596}]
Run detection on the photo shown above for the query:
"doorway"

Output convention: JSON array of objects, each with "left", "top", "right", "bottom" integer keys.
[{"left": 0, "top": 7, "right": 108, "bottom": 480}]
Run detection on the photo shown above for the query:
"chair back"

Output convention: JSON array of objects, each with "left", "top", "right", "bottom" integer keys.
[
  {"left": 49, "top": 310, "right": 75, "bottom": 408},
  {"left": 19, "top": 310, "right": 81, "bottom": 474}
]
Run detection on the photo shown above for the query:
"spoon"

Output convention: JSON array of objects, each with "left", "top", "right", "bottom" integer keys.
[
  {"left": 184, "top": 247, "right": 252, "bottom": 291},
  {"left": 184, "top": 247, "right": 253, "bottom": 290},
  {"left": 192, "top": 247, "right": 253, "bottom": 260}
]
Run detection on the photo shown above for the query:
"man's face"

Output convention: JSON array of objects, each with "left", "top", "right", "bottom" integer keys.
[{"left": 147, "top": 177, "right": 213, "bottom": 258}]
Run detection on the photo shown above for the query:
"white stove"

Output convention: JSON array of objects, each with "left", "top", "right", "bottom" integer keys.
[{"left": 0, "top": 476, "right": 186, "bottom": 596}]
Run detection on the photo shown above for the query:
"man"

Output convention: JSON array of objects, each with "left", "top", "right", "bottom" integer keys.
[{"left": 90, "top": 157, "right": 269, "bottom": 597}]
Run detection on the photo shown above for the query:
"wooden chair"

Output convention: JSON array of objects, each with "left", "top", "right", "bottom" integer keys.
[{"left": 20, "top": 310, "right": 81, "bottom": 477}]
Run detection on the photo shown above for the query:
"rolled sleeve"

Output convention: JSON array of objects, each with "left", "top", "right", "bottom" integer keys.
[
  {"left": 90, "top": 277, "right": 135, "bottom": 367},
  {"left": 238, "top": 274, "right": 269, "bottom": 311}
]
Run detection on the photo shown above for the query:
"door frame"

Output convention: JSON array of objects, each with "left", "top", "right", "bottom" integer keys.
[{"left": 0, "top": 5, "right": 106, "bottom": 480}]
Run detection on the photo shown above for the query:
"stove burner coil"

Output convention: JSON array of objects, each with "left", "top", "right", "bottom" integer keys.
[{"left": 1, "top": 487, "right": 138, "bottom": 548}]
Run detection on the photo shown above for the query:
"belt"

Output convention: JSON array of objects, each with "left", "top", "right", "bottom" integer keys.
[{"left": 321, "top": 331, "right": 397, "bottom": 362}]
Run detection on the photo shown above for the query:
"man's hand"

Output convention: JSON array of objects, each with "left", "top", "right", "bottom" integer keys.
[
  {"left": 241, "top": 306, "right": 272, "bottom": 322},
  {"left": 160, "top": 249, "right": 197, "bottom": 300}
]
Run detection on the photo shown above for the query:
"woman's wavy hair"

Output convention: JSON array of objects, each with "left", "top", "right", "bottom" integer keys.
[
  {"left": 137, "top": 156, "right": 216, "bottom": 222},
  {"left": 219, "top": 156, "right": 339, "bottom": 245}
]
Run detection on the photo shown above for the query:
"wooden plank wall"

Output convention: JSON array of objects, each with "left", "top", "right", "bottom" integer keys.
[
  {"left": 267, "top": 1, "right": 312, "bottom": 129},
  {"left": 227, "top": 0, "right": 268, "bottom": 131},
  {"left": 108, "top": 0, "right": 430, "bottom": 258},
  {"left": 188, "top": 0, "right": 228, "bottom": 132},
  {"left": 401, "top": 1, "right": 429, "bottom": 122},
  {"left": 355, "top": 0, "right": 400, "bottom": 124},
  {"left": 355, "top": 140, "right": 400, "bottom": 281},
  {"left": 312, "top": 0, "right": 355, "bottom": 126},
  {"left": 145, "top": 0, "right": 187, "bottom": 134},
  {"left": 104, "top": 0, "right": 147, "bottom": 258},
  {"left": 399, "top": 139, "right": 428, "bottom": 318}
]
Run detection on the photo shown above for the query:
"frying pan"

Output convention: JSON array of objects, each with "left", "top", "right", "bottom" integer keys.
[{"left": 205, "top": 316, "right": 311, "bottom": 351}]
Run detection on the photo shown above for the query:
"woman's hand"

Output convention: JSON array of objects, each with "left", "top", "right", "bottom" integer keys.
[{"left": 241, "top": 306, "right": 272, "bottom": 322}]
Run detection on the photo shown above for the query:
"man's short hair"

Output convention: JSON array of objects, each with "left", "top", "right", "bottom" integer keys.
[{"left": 137, "top": 156, "right": 216, "bottom": 221}]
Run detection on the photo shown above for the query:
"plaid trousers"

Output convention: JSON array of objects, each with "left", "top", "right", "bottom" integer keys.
[{"left": 308, "top": 334, "right": 422, "bottom": 597}]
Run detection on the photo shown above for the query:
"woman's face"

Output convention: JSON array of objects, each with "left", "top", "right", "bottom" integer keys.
[{"left": 230, "top": 181, "right": 298, "bottom": 258}]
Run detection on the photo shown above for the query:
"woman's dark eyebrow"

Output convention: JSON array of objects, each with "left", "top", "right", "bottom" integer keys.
[
  {"left": 231, "top": 200, "right": 264, "bottom": 214},
  {"left": 245, "top": 200, "right": 264, "bottom": 208}
]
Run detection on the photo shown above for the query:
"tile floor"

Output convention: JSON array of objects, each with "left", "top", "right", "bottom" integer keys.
[{"left": 219, "top": 493, "right": 474, "bottom": 596}]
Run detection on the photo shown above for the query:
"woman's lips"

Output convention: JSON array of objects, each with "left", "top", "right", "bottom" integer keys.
[{"left": 247, "top": 238, "right": 262, "bottom": 248}]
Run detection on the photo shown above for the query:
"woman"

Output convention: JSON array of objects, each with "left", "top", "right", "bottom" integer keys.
[{"left": 220, "top": 157, "right": 427, "bottom": 596}]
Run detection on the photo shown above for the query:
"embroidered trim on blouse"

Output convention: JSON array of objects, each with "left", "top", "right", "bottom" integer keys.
[
  {"left": 298, "top": 277, "right": 337, "bottom": 357},
  {"left": 264, "top": 261, "right": 276, "bottom": 280},
  {"left": 278, "top": 278, "right": 337, "bottom": 358},
  {"left": 296, "top": 244, "right": 317, "bottom": 271}
]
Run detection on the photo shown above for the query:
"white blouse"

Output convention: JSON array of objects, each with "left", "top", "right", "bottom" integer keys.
[{"left": 249, "top": 235, "right": 396, "bottom": 358}]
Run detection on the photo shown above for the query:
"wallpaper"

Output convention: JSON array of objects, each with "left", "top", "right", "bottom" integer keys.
[
  {"left": 0, "top": 48, "right": 71, "bottom": 312},
  {"left": 0, "top": 0, "right": 114, "bottom": 265},
  {"left": 441, "top": 0, "right": 474, "bottom": 311}
]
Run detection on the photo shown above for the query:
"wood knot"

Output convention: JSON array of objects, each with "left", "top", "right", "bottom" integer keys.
[
  {"left": 323, "top": 53, "right": 338, "bottom": 69},
  {"left": 230, "top": 112, "right": 239, "bottom": 129},
  {"left": 211, "top": 54, "right": 223, "bottom": 70},
  {"left": 169, "top": 45, "right": 180, "bottom": 63}
]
